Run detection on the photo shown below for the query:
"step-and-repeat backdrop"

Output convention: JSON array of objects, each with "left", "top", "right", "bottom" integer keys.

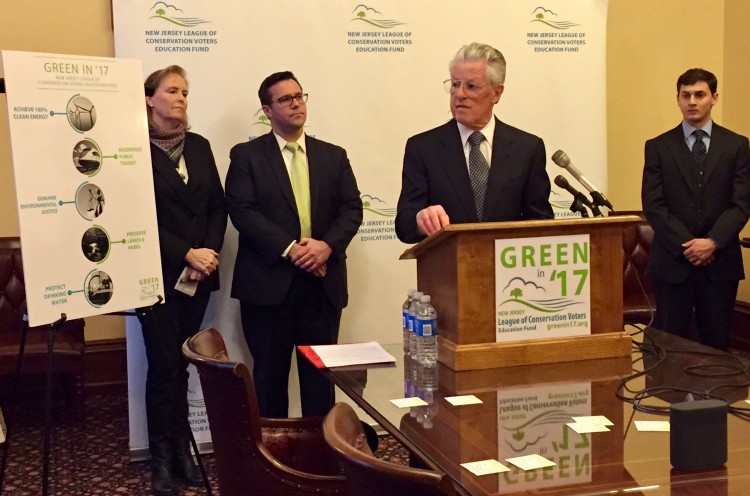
[{"left": 113, "top": 0, "right": 609, "bottom": 457}]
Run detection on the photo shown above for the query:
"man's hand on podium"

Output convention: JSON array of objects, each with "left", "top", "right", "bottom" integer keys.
[{"left": 417, "top": 205, "right": 450, "bottom": 237}]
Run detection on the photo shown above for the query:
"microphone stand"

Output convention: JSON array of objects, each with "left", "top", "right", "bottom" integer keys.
[
  {"left": 590, "top": 191, "right": 613, "bottom": 214},
  {"left": 569, "top": 197, "right": 590, "bottom": 218}
]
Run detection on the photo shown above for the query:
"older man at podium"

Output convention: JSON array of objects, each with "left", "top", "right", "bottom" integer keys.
[{"left": 395, "top": 42, "right": 553, "bottom": 244}]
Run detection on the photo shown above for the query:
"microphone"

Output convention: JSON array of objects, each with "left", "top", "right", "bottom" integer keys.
[
  {"left": 553, "top": 175, "right": 595, "bottom": 211},
  {"left": 551, "top": 150, "right": 614, "bottom": 210}
]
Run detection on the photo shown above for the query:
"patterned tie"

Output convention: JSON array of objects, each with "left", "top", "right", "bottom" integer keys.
[
  {"left": 284, "top": 142, "right": 311, "bottom": 238},
  {"left": 468, "top": 131, "right": 490, "bottom": 221},
  {"left": 691, "top": 129, "right": 707, "bottom": 164}
]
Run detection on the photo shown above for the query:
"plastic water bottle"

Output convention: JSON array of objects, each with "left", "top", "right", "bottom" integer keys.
[
  {"left": 415, "top": 294, "right": 438, "bottom": 366},
  {"left": 402, "top": 289, "right": 416, "bottom": 353},
  {"left": 416, "top": 361, "right": 438, "bottom": 428},
  {"left": 408, "top": 291, "right": 423, "bottom": 360},
  {"left": 404, "top": 353, "right": 420, "bottom": 417}
]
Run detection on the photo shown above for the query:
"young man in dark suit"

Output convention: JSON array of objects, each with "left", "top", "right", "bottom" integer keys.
[
  {"left": 642, "top": 68, "right": 750, "bottom": 350},
  {"left": 395, "top": 42, "right": 553, "bottom": 244},
  {"left": 226, "top": 72, "right": 362, "bottom": 417}
]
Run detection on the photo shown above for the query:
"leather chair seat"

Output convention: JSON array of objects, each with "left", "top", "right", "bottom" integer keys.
[{"left": 182, "top": 328, "right": 348, "bottom": 496}]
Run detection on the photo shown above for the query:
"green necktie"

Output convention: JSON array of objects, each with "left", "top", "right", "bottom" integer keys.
[{"left": 284, "top": 141, "right": 311, "bottom": 238}]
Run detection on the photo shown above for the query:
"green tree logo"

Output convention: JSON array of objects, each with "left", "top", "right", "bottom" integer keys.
[
  {"left": 510, "top": 288, "right": 523, "bottom": 299},
  {"left": 357, "top": 11, "right": 366, "bottom": 19},
  {"left": 536, "top": 13, "right": 544, "bottom": 20},
  {"left": 156, "top": 8, "right": 165, "bottom": 16}
]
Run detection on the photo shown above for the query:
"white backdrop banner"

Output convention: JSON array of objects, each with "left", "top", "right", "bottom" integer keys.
[{"left": 114, "top": 0, "right": 609, "bottom": 456}]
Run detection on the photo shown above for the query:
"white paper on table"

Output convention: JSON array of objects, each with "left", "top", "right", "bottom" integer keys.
[
  {"left": 572, "top": 415, "right": 614, "bottom": 426},
  {"left": 309, "top": 341, "right": 396, "bottom": 367},
  {"left": 506, "top": 454, "right": 556, "bottom": 471},
  {"left": 390, "top": 397, "right": 427, "bottom": 408},
  {"left": 567, "top": 421, "right": 610, "bottom": 434},
  {"left": 635, "top": 420, "right": 670, "bottom": 432},
  {"left": 461, "top": 459, "right": 510, "bottom": 476},
  {"left": 445, "top": 395, "right": 483, "bottom": 406}
]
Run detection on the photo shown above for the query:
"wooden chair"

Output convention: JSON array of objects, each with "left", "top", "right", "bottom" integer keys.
[
  {"left": 0, "top": 237, "right": 86, "bottom": 419},
  {"left": 182, "top": 328, "right": 348, "bottom": 496},
  {"left": 323, "top": 402, "right": 458, "bottom": 496}
]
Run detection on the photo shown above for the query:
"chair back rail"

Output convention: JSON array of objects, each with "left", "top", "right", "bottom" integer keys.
[
  {"left": 182, "top": 328, "right": 348, "bottom": 496},
  {"left": 323, "top": 402, "right": 458, "bottom": 496}
]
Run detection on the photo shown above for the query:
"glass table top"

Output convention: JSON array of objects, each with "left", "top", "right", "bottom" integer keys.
[{"left": 322, "top": 327, "right": 750, "bottom": 496}]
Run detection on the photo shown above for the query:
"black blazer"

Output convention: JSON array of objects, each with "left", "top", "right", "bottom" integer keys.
[
  {"left": 395, "top": 118, "right": 553, "bottom": 243},
  {"left": 150, "top": 132, "right": 227, "bottom": 294},
  {"left": 226, "top": 131, "right": 362, "bottom": 309},
  {"left": 642, "top": 123, "right": 750, "bottom": 283}
]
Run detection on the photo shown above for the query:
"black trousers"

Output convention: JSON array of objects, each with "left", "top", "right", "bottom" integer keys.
[
  {"left": 241, "top": 272, "right": 341, "bottom": 418},
  {"left": 653, "top": 269, "right": 738, "bottom": 351},
  {"left": 139, "top": 291, "right": 211, "bottom": 443}
]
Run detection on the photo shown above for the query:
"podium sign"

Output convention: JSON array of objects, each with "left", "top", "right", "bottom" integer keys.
[
  {"left": 495, "top": 234, "right": 591, "bottom": 342},
  {"left": 400, "top": 216, "right": 638, "bottom": 370}
]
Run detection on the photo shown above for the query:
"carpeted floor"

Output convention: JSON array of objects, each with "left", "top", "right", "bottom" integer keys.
[{"left": 0, "top": 391, "right": 408, "bottom": 495}]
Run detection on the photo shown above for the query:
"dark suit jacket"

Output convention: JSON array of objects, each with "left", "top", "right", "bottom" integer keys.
[
  {"left": 226, "top": 131, "right": 362, "bottom": 309},
  {"left": 642, "top": 123, "right": 750, "bottom": 283},
  {"left": 395, "top": 118, "right": 553, "bottom": 243},
  {"left": 150, "top": 132, "right": 227, "bottom": 295}
]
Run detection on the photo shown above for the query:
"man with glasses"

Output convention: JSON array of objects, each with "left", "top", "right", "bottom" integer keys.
[
  {"left": 395, "top": 42, "right": 553, "bottom": 243},
  {"left": 226, "top": 71, "right": 362, "bottom": 417}
]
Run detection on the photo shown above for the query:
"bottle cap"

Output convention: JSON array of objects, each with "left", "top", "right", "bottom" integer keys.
[{"left": 420, "top": 295, "right": 430, "bottom": 303}]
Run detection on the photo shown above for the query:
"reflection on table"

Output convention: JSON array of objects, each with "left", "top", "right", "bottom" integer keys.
[{"left": 322, "top": 328, "right": 750, "bottom": 496}]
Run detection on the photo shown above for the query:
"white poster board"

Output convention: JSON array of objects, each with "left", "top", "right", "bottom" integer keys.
[{"left": 0, "top": 51, "right": 163, "bottom": 327}]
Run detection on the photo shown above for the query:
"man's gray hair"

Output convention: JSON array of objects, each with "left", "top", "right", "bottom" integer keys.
[{"left": 449, "top": 43, "right": 506, "bottom": 86}]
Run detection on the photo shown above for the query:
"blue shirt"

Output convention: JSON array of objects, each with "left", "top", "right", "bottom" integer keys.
[{"left": 682, "top": 120, "right": 712, "bottom": 154}]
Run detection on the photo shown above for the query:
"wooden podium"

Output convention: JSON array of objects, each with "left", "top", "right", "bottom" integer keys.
[{"left": 400, "top": 215, "right": 640, "bottom": 371}]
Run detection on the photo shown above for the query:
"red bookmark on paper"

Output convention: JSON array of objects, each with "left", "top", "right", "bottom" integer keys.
[{"left": 297, "top": 345, "right": 325, "bottom": 368}]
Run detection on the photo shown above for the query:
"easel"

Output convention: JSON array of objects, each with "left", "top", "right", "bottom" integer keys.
[
  {"left": 0, "top": 297, "right": 213, "bottom": 496},
  {"left": 0, "top": 313, "right": 68, "bottom": 496},
  {"left": 0, "top": 76, "right": 69, "bottom": 496}
]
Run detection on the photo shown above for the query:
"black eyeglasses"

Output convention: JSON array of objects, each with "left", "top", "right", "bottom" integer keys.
[{"left": 273, "top": 93, "right": 309, "bottom": 106}]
